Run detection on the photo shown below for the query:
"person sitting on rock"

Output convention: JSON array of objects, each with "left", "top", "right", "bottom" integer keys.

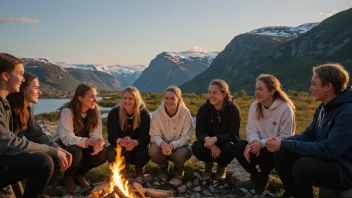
[
  {"left": 0, "top": 53, "right": 71, "bottom": 198},
  {"left": 266, "top": 63, "right": 352, "bottom": 198},
  {"left": 52, "top": 82, "right": 106, "bottom": 194},
  {"left": 106, "top": 86, "right": 151, "bottom": 181},
  {"left": 192, "top": 79, "right": 241, "bottom": 181},
  {"left": 149, "top": 86, "right": 193, "bottom": 180},
  {"left": 235, "top": 74, "right": 295, "bottom": 194}
]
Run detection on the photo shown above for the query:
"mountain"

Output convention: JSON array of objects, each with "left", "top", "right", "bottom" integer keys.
[
  {"left": 181, "top": 8, "right": 352, "bottom": 94},
  {"left": 56, "top": 63, "right": 146, "bottom": 87},
  {"left": 22, "top": 58, "right": 121, "bottom": 91},
  {"left": 248, "top": 23, "right": 319, "bottom": 37},
  {"left": 133, "top": 50, "right": 219, "bottom": 92}
]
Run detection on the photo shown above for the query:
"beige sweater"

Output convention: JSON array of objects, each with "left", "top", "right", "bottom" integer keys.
[
  {"left": 246, "top": 99, "right": 295, "bottom": 148},
  {"left": 52, "top": 107, "right": 103, "bottom": 148},
  {"left": 150, "top": 101, "right": 193, "bottom": 149}
]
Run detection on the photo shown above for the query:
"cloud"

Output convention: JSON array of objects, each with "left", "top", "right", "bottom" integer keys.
[
  {"left": 0, "top": 16, "right": 39, "bottom": 24},
  {"left": 187, "top": 46, "right": 203, "bottom": 53},
  {"left": 317, "top": 10, "right": 339, "bottom": 17}
]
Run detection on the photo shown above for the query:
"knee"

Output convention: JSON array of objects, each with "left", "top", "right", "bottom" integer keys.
[
  {"left": 66, "top": 145, "right": 83, "bottom": 158},
  {"left": 35, "top": 152, "right": 55, "bottom": 174},
  {"left": 191, "top": 140, "right": 205, "bottom": 155},
  {"left": 172, "top": 147, "right": 192, "bottom": 166},
  {"left": 97, "top": 147, "right": 107, "bottom": 164},
  {"left": 148, "top": 144, "right": 161, "bottom": 159},
  {"left": 292, "top": 157, "right": 312, "bottom": 176},
  {"left": 273, "top": 149, "right": 288, "bottom": 163},
  {"left": 106, "top": 146, "right": 117, "bottom": 163},
  {"left": 219, "top": 142, "right": 235, "bottom": 156}
]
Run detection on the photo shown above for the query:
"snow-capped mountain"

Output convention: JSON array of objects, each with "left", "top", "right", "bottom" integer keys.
[
  {"left": 166, "top": 50, "right": 219, "bottom": 65},
  {"left": 248, "top": 22, "right": 320, "bottom": 37}
]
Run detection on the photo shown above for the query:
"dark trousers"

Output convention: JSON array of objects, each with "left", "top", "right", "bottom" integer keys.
[
  {"left": 106, "top": 145, "right": 150, "bottom": 169},
  {"left": 62, "top": 145, "right": 107, "bottom": 177},
  {"left": 274, "top": 150, "right": 345, "bottom": 198},
  {"left": 235, "top": 140, "right": 274, "bottom": 176},
  {"left": 0, "top": 152, "right": 55, "bottom": 198},
  {"left": 192, "top": 140, "right": 237, "bottom": 168}
]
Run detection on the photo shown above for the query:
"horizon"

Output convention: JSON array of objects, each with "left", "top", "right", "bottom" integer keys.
[{"left": 1, "top": 0, "right": 351, "bottom": 66}]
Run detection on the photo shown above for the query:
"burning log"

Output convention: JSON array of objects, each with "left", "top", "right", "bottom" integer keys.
[
  {"left": 132, "top": 182, "right": 176, "bottom": 197},
  {"left": 114, "top": 185, "right": 129, "bottom": 198}
]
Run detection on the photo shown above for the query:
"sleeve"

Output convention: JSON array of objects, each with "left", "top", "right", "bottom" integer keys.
[
  {"left": 216, "top": 105, "right": 240, "bottom": 144},
  {"left": 136, "top": 110, "right": 151, "bottom": 147},
  {"left": 195, "top": 105, "right": 209, "bottom": 143},
  {"left": 57, "top": 108, "right": 88, "bottom": 148},
  {"left": 281, "top": 108, "right": 352, "bottom": 160},
  {"left": 246, "top": 103, "right": 261, "bottom": 143},
  {"left": 107, "top": 107, "right": 121, "bottom": 146},
  {"left": 149, "top": 110, "right": 164, "bottom": 147},
  {"left": 170, "top": 109, "right": 193, "bottom": 149},
  {"left": 89, "top": 108, "right": 103, "bottom": 140},
  {"left": 0, "top": 110, "right": 57, "bottom": 157}
]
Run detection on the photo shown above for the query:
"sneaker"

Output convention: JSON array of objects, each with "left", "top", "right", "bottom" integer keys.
[
  {"left": 174, "top": 165, "right": 184, "bottom": 179},
  {"left": 64, "top": 175, "right": 79, "bottom": 194},
  {"left": 215, "top": 167, "right": 226, "bottom": 181},
  {"left": 202, "top": 161, "right": 213, "bottom": 180},
  {"left": 158, "top": 162, "right": 169, "bottom": 181},
  {"left": 76, "top": 175, "right": 90, "bottom": 190}
]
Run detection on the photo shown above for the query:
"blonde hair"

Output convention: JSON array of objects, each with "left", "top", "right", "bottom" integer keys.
[
  {"left": 164, "top": 86, "right": 185, "bottom": 105},
  {"left": 209, "top": 79, "right": 233, "bottom": 102},
  {"left": 119, "top": 86, "right": 147, "bottom": 131},
  {"left": 313, "top": 63, "right": 349, "bottom": 95},
  {"left": 256, "top": 74, "right": 295, "bottom": 119}
]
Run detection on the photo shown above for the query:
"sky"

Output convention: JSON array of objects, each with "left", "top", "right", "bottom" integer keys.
[{"left": 1, "top": 0, "right": 351, "bottom": 66}]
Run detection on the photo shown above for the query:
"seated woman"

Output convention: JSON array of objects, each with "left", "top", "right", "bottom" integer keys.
[
  {"left": 266, "top": 63, "right": 352, "bottom": 198},
  {"left": 106, "top": 86, "right": 150, "bottom": 180},
  {"left": 235, "top": 74, "right": 295, "bottom": 194},
  {"left": 192, "top": 79, "right": 241, "bottom": 181},
  {"left": 52, "top": 82, "right": 106, "bottom": 193},
  {"left": 149, "top": 86, "right": 193, "bottom": 180},
  {"left": 0, "top": 54, "right": 70, "bottom": 198}
]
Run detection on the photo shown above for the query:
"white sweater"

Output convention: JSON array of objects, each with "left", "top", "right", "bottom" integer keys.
[
  {"left": 246, "top": 99, "right": 295, "bottom": 148},
  {"left": 150, "top": 101, "right": 193, "bottom": 149},
  {"left": 52, "top": 107, "right": 103, "bottom": 148}
]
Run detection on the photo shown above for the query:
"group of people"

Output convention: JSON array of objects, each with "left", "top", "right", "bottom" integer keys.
[{"left": 0, "top": 53, "right": 351, "bottom": 198}]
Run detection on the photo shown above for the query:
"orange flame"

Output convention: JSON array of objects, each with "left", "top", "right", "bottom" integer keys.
[{"left": 109, "top": 145, "right": 135, "bottom": 197}]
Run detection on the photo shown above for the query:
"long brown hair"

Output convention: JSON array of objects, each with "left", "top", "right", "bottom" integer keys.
[
  {"left": 313, "top": 63, "right": 349, "bottom": 95},
  {"left": 59, "top": 82, "right": 99, "bottom": 134},
  {"left": 209, "top": 79, "right": 233, "bottom": 102},
  {"left": 119, "top": 86, "right": 147, "bottom": 131},
  {"left": 0, "top": 53, "right": 23, "bottom": 74},
  {"left": 256, "top": 74, "right": 295, "bottom": 119},
  {"left": 7, "top": 72, "right": 38, "bottom": 130}
]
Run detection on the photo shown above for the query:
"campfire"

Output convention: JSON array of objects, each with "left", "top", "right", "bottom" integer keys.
[{"left": 99, "top": 145, "right": 176, "bottom": 198}]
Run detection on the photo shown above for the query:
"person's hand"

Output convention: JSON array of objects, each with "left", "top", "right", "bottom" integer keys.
[
  {"left": 91, "top": 138, "right": 105, "bottom": 155},
  {"left": 58, "top": 147, "right": 72, "bottom": 167},
  {"left": 57, "top": 149, "right": 69, "bottom": 172},
  {"left": 120, "top": 136, "right": 131, "bottom": 148},
  {"left": 169, "top": 143, "right": 174, "bottom": 151},
  {"left": 249, "top": 140, "right": 261, "bottom": 154},
  {"left": 204, "top": 136, "right": 217, "bottom": 148},
  {"left": 160, "top": 141, "right": 172, "bottom": 156},
  {"left": 126, "top": 139, "right": 138, "bottom": 151},
  {"left": 266, "top": 137, "right": 281, "bottom": 152},
  {"left": 244, "top": 144, "right": 251, "bottom": 163},
  {"left": 210, "top": 144, "right": 221, "bottom": 159}
]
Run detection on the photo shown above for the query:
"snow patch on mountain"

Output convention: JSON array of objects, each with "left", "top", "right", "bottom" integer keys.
[
  {"left": 164, "top": 48, "right": 220, "bottom": 66},
  {"left": 248, "top": 22, "right": 320, "bottom": 37}
]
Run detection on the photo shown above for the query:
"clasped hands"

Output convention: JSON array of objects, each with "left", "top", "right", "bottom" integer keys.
[
  {"left": 119, "top": 136, "right": 138, "bottom": 151},
  {"left": 244, "top": 137, "right": 281, "bottom": 163},
  {"left": 204, "top": 136, "right": 221, "bottom": 159},
  {"left": 160, "top": 141, "right": 174, "bottom": 156}
]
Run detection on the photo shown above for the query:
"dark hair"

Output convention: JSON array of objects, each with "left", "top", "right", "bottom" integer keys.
[
  {"left": 313, "top": 63, "right": 349, "bottom": 95},
  {"left": 209, "top": 79, "right": 233, "bottom": 102},
  {"left": 256, "top": 74, "right": 295, "bottom": 119},
  {"left": 7, "top": 72, "right": 38, "bottom": 130},
  {"left": 0, "top": 53, "right": 23, "bottom": 74},
  {"left": 59, "top": 82, "right": 99, "bottom": 134}
]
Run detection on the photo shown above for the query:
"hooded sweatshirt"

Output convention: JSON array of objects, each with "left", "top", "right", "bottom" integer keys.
[
  {"left": 246, "top": 99, "right": 295, "bottom": 148},
  {"left": 150, "top": 101, "right": 193, "bottom": 149},
  {"left": 196, "top": 99, "right": 240, "bottom": 144},
  {"left": 281, "top": 86, "right": 352, "bottom": 188}
]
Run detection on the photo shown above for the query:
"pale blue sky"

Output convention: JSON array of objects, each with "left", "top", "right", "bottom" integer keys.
[{"left": 1, "top": 0, "right": 351, "bottom": 65}]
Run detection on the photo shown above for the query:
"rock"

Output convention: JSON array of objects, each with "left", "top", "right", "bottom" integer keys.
[
  {"left": 202, "top": 181, "right": 207, "bottom": 186},
  {"left": 224, "top": 183, "right": 229, "bottom": 189},
  {"left": 209, "top": 185, "right": 215, "bottom": 193},
  {"left": 193, "top": 178, "right": 201, "bottom": 186},
  {"left": 178, "top": 185, "right": 187, "bottom": 194},
  {"left": 186, "top": 181, "right": 193, "bottom": 188},
  {"left": 218, "top": 185, "right": 224, "bottom": 191},
  {"left": 212, "top": 180, "right": 218, "bottom": 185},
  {"left": 250, "top": 189, "right": 256, "bottom": 194},
  {"left": 194, "top": 186, "right": 201, "bottom": 192},
  {"left": 191, "top": 192, "right": 202, "bottom": 198},
  {"left": 240, "top": 188, "right": 249, "bottom": 194},
  {"left": 245, "top": 192, "right": 253, "bottom": 198},
  {"left": 319, "top": 187, "right": 352, "bottom": 198},
  {"left": 142, "top": 174, "right": 152, "bottom": 182},
  {"left": 169, "top": 178, "right": 183, "bottom": 187},
  {"left": 193, "top": 172, "right": 202, "bottom": 181},
  {"left": 153, "top": 181, "right": 160, "bottom": 186},
  {"left": 202, "top": 189, "right": 213, "bottom": 196}
]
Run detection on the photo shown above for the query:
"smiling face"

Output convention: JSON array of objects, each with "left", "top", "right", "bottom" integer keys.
[
  {"left": 208, "top": 85, "right": 226, "bottom": 107},
  {"left": 23, "top": 78, "right": 42, "bottom": 104},
  {"left": 7, "top": 63, "right": 25, "bottom": 93},
  {"left": 122, "top": 91, "right": 136, "bottom": 113},
  {"left": 164, "top": 90, "right": 179, "bottom": 112},
  {"left": 255, "top": 80, "right": 275, "bottom": 107},
  {"left": 79, "top": 88, "right": 97, "bottom": 112},
  {"left": 310, "top": 72, "right": 329, "bottom": 102}
]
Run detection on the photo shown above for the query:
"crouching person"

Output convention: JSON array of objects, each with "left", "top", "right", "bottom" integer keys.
[{"left": 53, "top": 82, "right": 106, "bottom": 194}]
